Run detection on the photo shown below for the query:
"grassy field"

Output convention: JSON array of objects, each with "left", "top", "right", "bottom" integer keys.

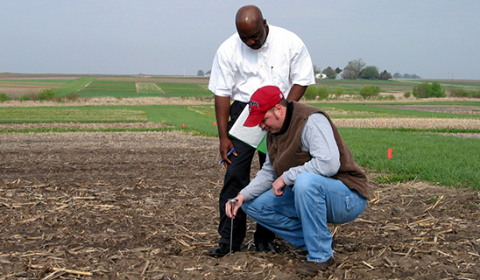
[
  {"left": 1, "top": 101, "right": 479, "bottom": 189},
  {"left": 311, "top": 101, "right": 480, "bottom": 119},
  {"left": 1, "top": 74, "right": 479, "bottom": 189},
  {"left": 73, "top": 81, "right": 213, "bottom": 98},
  {"left": 340, "top": 128, "right": 480, "bottom": 189},
  {"left": 0, "top": 106, "right": 148, "bottom": 123},
  {"left": 1, "top": 73, "right": 479, "bottom": 99},
  {"left": 53, "top": 77, "right": 97, "bottom": 96}
]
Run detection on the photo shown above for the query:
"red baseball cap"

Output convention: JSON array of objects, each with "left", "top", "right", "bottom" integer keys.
[{"left": 244, "top": 85, "right": 284, "bottom": 127}]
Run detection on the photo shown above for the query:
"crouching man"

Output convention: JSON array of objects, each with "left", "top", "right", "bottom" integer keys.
[{"left": 226, "top": 85, "right": 369, "bottom": 277}]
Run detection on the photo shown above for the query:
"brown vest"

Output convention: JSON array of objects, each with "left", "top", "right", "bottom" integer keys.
[{"left": 267, "top": 102, "right": 369, "bottom": 198}]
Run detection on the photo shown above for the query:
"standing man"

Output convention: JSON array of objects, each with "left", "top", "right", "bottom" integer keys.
[
  {"left": 226, "top": 85, "right": 369, "bottom": 277},
  {"left": 208, "top": 5, "right": 315, "bottom": 257}
]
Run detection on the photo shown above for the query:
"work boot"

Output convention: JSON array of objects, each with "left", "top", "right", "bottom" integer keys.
[
  {"left": 297, "top": 256, "right": 335, "bottom": 277},
  {"left": 294, "top": 247, "right": 308, "bottom": 256},
  {"left": 207, "top": 243, "right": 240, "bottom": 257},
  {"left": 255, "top": 241, "right": 276, "bottom": 253}
]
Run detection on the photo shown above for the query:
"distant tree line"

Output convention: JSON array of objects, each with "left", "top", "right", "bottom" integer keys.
[
  {"left": 201, "top": 57, "right": 422, "bottom": 80},
  {"left": 197, "top": 70, "right": 211, "bottom": 76},
  {"left": 393, "top": 73, "right": 421, "bottom": 79},
  {"left": 315, "top": 58, "right": 421, "bottom": 80},
  {"left": 450, "top": 88, "right": 480, "bottom": 98}
]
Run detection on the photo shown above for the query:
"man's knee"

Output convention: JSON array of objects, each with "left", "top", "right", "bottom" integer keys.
[
  {"left": 242, "top": 191, "right": 274, "bottom": 217},
  {"left": 241, "top": 200, "right": 257, "bottom": 220},
  {"left": 294, "top": 172, "right": 320, "bottom": 195},
  {"left": 295, "top": 172, "right": 315, "bottom": 186}
]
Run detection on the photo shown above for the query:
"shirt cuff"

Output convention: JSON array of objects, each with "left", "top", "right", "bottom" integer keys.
[{"left": 282, "top": 171, "right": 295, "bottom": 186}]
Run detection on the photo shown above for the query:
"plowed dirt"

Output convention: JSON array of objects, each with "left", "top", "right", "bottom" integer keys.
[{"left": 1, "top": 129, "right": 479, "bottom": 280}]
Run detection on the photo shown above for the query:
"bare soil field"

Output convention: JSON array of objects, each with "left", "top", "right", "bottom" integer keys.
[{"left": 1, "top": 129, "right": 479, "bottom": 280}]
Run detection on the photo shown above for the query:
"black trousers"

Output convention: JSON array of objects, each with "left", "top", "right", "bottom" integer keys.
[{"left": 218, "top": 101, "right": 275, "bottom": 248}]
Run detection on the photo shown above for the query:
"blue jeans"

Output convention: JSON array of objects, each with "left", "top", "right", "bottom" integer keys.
[{"left": 242, "top": 172, "right": 367, "bottom": 263}]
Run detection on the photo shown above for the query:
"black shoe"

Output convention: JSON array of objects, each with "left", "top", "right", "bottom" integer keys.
[
  {"left": 207, "top": 243, "right": 239, "bottom": 257},
  {"left": 256, "top": 241, "right": 276, "bottom": 253},
  {"left": 294, "top": 247, "right": 309, "bottom": 256}
]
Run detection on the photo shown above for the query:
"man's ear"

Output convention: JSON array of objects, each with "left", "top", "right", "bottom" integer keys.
[{"left": 274, "top": 104, "right": 284, "bottom": 116}]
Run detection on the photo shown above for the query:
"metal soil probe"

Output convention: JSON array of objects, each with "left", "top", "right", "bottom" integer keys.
[{"left": 228, "top": 198, "right": 238, "bottom": 263}]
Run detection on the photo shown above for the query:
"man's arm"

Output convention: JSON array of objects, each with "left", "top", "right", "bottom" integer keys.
[
  {"left": 287, "top": 32, "right": 315, "bottom": 101},
  {"left": 215, "top": 95, "right": 236, "bottom": 167},
  {"left": 286, "top": 84, "right": 307, "bottom": 101},
  {"left": 239, "top": 154, "right": 277, "bottom": 201},
  {"left": 282, "top": 114, "right": 341, "bottom": 186}
]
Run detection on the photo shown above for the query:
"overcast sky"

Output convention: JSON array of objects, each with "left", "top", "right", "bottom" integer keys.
[{"left": 1, "top": 1, "right": 479, "bottom": 80}]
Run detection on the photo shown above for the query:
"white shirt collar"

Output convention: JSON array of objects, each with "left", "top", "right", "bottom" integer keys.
[{"left": 259, "top": 24, "right": 271, "bottom": 51}]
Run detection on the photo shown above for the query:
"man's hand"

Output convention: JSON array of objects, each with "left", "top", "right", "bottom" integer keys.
[
  {"left": 272, "top": 175, "right": 286, "bottom": 196},
  {"left": 215, "top": 95, "right": 237, "bottom": 168},
  {"left": 219, "top": 138, "right": 237, "bottom": 168},
  {"left": 226, "top": 194, "right": 245, "bottom": 218}
]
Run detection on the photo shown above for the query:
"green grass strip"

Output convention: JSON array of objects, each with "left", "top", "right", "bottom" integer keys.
[
  {"left": 339, "top": 128, "right": 480, "bottom": 189},
  {"left": 53, "top": 77, "right": 97, "bottom": 96},
  {"left": 137, "top": 105, "right": 218, "bottom": 136},
  {"left": 0, "top": 107, "right": 147, "bottom": 123},
  {"left": 77, "top": 91, "right": 161, "bottom": 98}
]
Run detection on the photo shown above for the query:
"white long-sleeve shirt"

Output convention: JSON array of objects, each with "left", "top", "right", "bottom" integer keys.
[{"left": 240, "top": 113, "right": 341, "bottom": 201}]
